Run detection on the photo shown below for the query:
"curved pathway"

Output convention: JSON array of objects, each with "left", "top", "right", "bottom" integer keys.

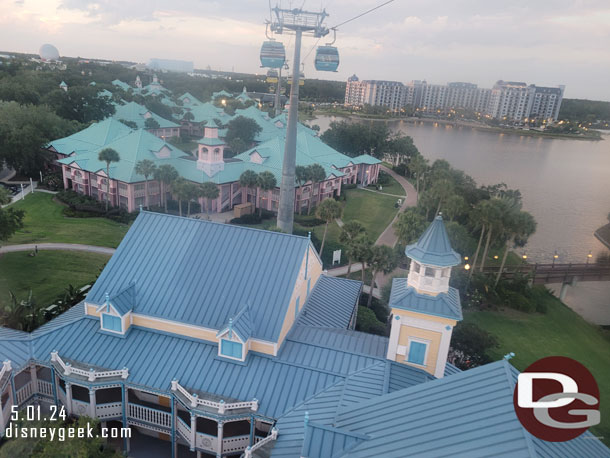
[
  {"left": 0, "top": 243, "right": 115, "bottom": 256},
  {"left": 327, "top": 165, "right": 418, "bottom": 286}
]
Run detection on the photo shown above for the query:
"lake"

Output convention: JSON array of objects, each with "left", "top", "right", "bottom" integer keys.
[{"left": 314, "top": 116, "right": 610, "bottom": 324}]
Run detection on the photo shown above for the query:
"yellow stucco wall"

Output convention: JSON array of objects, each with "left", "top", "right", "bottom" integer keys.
[
  {"left": 276, "top": 245, "right": 323, "bottom": 349},
  {"left": 391, "top": 308, "right": 457, "bottom": 327},
  {"left": 397, "top": 326, "right": 441, "bottom": 375}
]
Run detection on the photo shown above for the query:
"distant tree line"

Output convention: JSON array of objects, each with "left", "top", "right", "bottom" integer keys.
[{"left": 559, "top": 98, "right": 610, "bottom": 125}]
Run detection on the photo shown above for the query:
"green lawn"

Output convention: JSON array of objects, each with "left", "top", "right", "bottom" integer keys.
[
  {"left": 343, "top": 188, "right": 399, "bottom": 240},
  {"left": 6, "top": 193, "right": 129, "bottom": 248},
  {"left": 464, "top": 298, "right": 610, "bottom": 443},
  {"left": 0, "top": 250, "right": 110, "bottom": 308},
  {"left": 372, "top": 173, "right": 405, "bottom": 196}
]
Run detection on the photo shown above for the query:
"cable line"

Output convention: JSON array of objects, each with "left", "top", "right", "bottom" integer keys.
[{"left": 332, "top": 0, "right": 395, "bottom": 29}]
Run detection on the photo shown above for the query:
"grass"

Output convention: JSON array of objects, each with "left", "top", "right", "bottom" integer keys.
[
  {"left": 0, "top": 250, "right": 110, "bottom": 308},
  {"left": 370, "top": 173, "right": 405, "bottom": 196},
  {"left": 343, "top": 188, "right": 399, "bottom": 240},
  {"left": 6, "top": 193, "right": 129, "bottom": 248},
  {"left": 464, "top": 297, "right": 610, "bottom": 443}
]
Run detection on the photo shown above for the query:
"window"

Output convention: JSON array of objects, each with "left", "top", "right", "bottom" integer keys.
[
  {"left": 221, "top": 339, "right": 243, "bottom": 359},
  {"left": 412, "top": 262, "right": 420, "bottom": 274},
  {"left": 102, "top": 314, "right": 122, "bottom": 333},
  {"left": 424, "top": 267, "right": 435, "bottom": 277},
  {"left": 407, "top": 341, "right": 427, "bottom": 366}
]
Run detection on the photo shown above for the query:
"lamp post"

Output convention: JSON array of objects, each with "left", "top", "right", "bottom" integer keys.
[
  {"left": 586, "top": 251, "right": 593, "bottom": 266},
  {"left": 552, "top": 251, "right": 558, "bottom": 267}
]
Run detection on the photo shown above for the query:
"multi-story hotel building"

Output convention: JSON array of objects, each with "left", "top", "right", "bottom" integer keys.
[{"left": 345, "top": 76, "right": 565, "bottom": 122}]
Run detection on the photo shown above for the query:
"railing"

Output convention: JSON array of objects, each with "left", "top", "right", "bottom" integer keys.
[
  {"left": 15, "top": 381, "right": 33, "bottom": 405},
  {"left": 96, "top": 402, "right": 123, "bottom": 419},
  {"left": 196, "top": 432, "right": 218, "bottom": 453},
  {"left": 0, "top": 361, "right": 11, "bottom": 382},
  {"left": 128, "top": 403, "right": 171, "bottom": 429},
  {"left": 51, "top": 352, "right": 128, "bottom": 381},
  {"left": 223, "top": 435, "right": 250, "bottom": 453},
  {"left": 37, "top": 380, "right": 54, "bottom": 397},
  {"left": 72, "top": 399, "right": 90, "bottom": 416},
  {"left": 171, "top": 380, "right": 258, "bottom": 414},
  {"left": 176, "top": 416, "right": 191, "bottom": 442},
  {"left": 243, "top": 428, "right": 278, "bottom": 458}
]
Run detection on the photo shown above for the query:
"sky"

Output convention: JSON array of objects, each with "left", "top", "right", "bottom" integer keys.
[{"left": 1, "top": 0, "right": 609, "bottom": 100}]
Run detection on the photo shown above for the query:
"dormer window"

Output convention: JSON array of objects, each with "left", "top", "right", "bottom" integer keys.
[
  {"left": 102, "top": 313, "right": 122, "bottom": 333},
  {"left": 220, "top": 339, "right": 243, "bottom": 360}
]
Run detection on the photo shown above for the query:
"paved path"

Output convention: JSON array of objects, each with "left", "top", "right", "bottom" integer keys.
[
  {"left": 359, "top": 187, "right": 406, "bottom": 198},
  {"left": 328, "top": 166, "right": 418, "bottom": 288},
  {"left": 0, "top": 243, "right": 115, "bottom": 256}
]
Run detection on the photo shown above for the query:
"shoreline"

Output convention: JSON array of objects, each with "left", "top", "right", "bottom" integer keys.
[{"left": 310, "top": 111, "right": 603, "bottom": 141}]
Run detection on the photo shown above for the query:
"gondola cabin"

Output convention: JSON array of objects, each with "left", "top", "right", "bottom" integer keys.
[
  {"left": 314, "top": 46, "right": 340, "bottom": 72},
  {"left": 266, "top": 69, "right": 279, "bottom": 84},
  {"left": 260, "top": 41, "right": 286, "bottom": 69}
]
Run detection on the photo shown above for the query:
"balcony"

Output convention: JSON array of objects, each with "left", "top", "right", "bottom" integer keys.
[
  {"left": 96, "top": 402, "right": 123, "bottom": 419},
  {"left": 128, "top": 403, "right": 171, "bottom": 429}
]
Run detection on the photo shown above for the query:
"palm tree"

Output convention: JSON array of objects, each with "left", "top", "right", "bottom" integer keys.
[
  {"left": 256, "top": 171, "right": 277, "bottom": 218},
  {"left": 182, "top": 181, "right": 200, "bottom": 216},
  {"left": 295, "top": 165, "right": 310, "bottom": 215},
  {"left": 316, "top": 198, "right": 343, "bottom": 259},
  {"left": 307, "top": 164, "right": 327, "bottom": 215},
  {"left": 409, "top": 155, "right": 428, "bottom": 202},
  {"left": 98, "top": 147, "right": 120, "bottom": 211},
  {"left": 430, "top": 178, "right": 455, "bottom": 216},
  {"left": 134, "top": 159, "right": 157, "bottom": 209},
  {"left": 468, "top": 204, "right": 487, "bottom": 277},
  {"left": 444, "top": 194, "right": 466, "bottom": 222},
  {"left": 2, "top": 291, "right": 42, "bottom": 332},
  {"left": 394, "top": 208, "right": 426, "bottom": 246},
  {"left": 172, "top": 177, "right": 189, "bottom": 217},
  {"left": 479, "top": 199, "right": 506, "bottom": 272},
  {"left": 366, "top": 245, "right": 397, "bottom": 308},
  {"left": 199, "top": 182, "right": 219, "bottom": 219},
  {"left": 154, "top": 164, "right": 178, "bottom": 213},
  {"left": 494, "top": 210, "right": 537, "bottom": 287},
  {"left": 352, "top": 236, "right": 373, "bottom": 284},
  {"left": 239, "top": 170, "right": 258, "bottom": 211},
  {"left": 339, "top": 221, "right": 365, "bottom": 276}
]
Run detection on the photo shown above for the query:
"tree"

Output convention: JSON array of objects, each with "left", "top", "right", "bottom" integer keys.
[
  {"left": 408, "top": 154, "right": 428, "bottom": 201},
  {"left": 316, "top": 198, "right": 343, "bottom": 259},
  {"left": 134, "top": 159, "right": 157, "bottom": 209},
  {"left": 154, "top": 164, "right": 179, "bottom": 212},
  {"left": 339, "top": 221, "right": 366, "bottom": 276},
  {"left": 42, "top": 86, "right": 115, "bottom": 123},
  {"left": 444, "top": 194, "right": 467, "bottom": 222},
  {"left": 239, "top": 170, "right": 258, "bottom": 210},
  {"left": 366, "top": 245, "right": 398, "bottom": 308},
  {"left": 448, "top": 322, "right": 499, "bottom": 370},
  {"left": 320, "top": 120, "right": 390, "bottom": 158},
  {"left": 182, "top": 181, "right": 200, "bottom": 216},
  {"left": 0, "top": 207, "right": 25, "bottom": 241},
  {"left": 119, "top": 119, "right": 138, "bottom": 129},
  {"left": 0, "top": 187, "right": 11, "bottom": 205},
  {"left": 494, "top": 210, "right": 537, "bottom": 287},
  {"left": 478, "top": 199, "right": 507, "bottom": 272},
  {"left": 1, "top": 291, "right": 42, "bottom": 332},
  {"left": 0, "top": 101, "right": 79, "bottom": 176},
  {"left": 199, "top": 182, "right": 219, "bottom": 218},
  {"left": 256, "top": 171, "right": 277, "bottom": 217},
  {"left": 225, "top": 116, "right": 262, "bottom": 153},
  {"left": 295, "top": 165, "right": 310, "bottom": 215},
  {"left": 144, "top": 117, "right": 160, "bottom": 130},
  {"left": 183, "top": 111, "right": 194, "bottom": 122},
  {"left": 394, "top": 208, "right": 426, "bottom": 245},
  {"left": 352, "top": 236, "right": 373, "bottom": 284},
  {"left": 97, "top": 148, "right": 120, "bottom": 211},
  {"left": 172, "top": 177, "right": 190, "bottom": 217},
  {"left": 307, "top": 164, "right": 327, "bottom": 215}
]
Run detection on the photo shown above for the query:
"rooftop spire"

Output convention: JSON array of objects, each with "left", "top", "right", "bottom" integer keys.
[{"left": 405, "top": 214, "right": 461, "bottom": 267}]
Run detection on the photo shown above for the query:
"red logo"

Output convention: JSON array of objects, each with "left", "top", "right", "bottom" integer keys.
[{"left": 513, "top": 356, "right": 600, "bottom": 442}]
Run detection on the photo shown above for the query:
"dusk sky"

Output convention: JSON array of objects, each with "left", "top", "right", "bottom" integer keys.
[{"left": 2, "top": 0, "right": 609, "bottom": 100}]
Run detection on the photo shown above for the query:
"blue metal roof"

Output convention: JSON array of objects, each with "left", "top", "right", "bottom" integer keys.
[
  {"left": 331, "top": 360, "right": 610, "bottom": 458},
  {"left": 86, "top": 212, "right": 311, "bottom": 342},
  {"left": 302, "top": 421, "right": 370, "bottom": 458},
  {"left": 0, "top": 327, "right": 31, "bottom": 369},
  {"left": 389, "top": 279, "right": 463, "bottom": 321},
  {"left": 108, "top": 283, "right": 135, "bottom": 316},
  {"left": 218, "top": 305, "right": 254, "bottom": 342},
  {"left": 297, "top": 276, "right": 361, "bottom": 329},
  {"left": 405, "top": 215, "right": 461, "bottom": 267}
]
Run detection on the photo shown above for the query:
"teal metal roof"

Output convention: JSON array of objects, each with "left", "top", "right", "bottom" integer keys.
[
  {"left": 389, "top": 279, "right": 462, "bottom": 321},
  {"left": 351, "top": 154, "right": 381, "bottom": 165},
  {"left": 179, "top": 92, "right": 203, "bottom": 106},
  {"left": 197, "top": 137, "right": 225, "bottom": 146},
  {"left": 108, "top": 283, "right": 135, "bottom": 316},
  {"left": 297, "top": 276, "right": 361, "bottom": 329},
  {"left": 48, "top": 118, "right": 133, "bottom": 156},
  {"left": 111, "top": 79, "right": 131, "bottom": 91},
  {"left": 330, "top": 360, "right": 609, "bottom": 458},
  {"left": 405, "top": 215, "right": 461, "bottom": 267},
  {"left": 113, "top": 101, "right": 179, "bottom": 129},
  {"left": 301, "top": 422, "right": 370, "bottom": 458},
  {"left": 86, "top": 212, "right": 312, "bottom": 342},
  {"left": 218, "top": 305, "right": 254, "bottom": 342},
  {"left": 212, "top": 90, "right": 233, "bottom": 99},
  {"left": 57, "top": 129, "right": 189, "bottom": 183},
  {"left": 182, "top": 102, "right": 229, "bottom": 124}
]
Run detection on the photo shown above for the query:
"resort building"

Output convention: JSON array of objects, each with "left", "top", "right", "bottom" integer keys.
[
  {"left": 49, "top": 111, "right": 381, "bottom": 213},
  {"left": 113, "top": 101, "right": 181, "bottom": 139},
  {"left": 0, "top": 214, "right": 606, "bottom": 457}
]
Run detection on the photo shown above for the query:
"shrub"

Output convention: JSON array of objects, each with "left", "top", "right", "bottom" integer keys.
[
  {"left": 294, "top": 214, "right": 324, "bottom": 227},
  {"left": 56, "top": 190, "right": 135, "bottom": 224},
  {"left": 355, "top": 306, "right": 387, "bottom": 336},
  {"left": 342, "top": 183, "right": 357, "bottom": 190},
  {"left": 377, "top": 171, "right": 390, "bottom": 185},
  {"left": 40, "top": 172, "right": 63, "bottom": 191}
]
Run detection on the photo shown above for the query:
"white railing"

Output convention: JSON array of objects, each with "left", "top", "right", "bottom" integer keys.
[
  {"left": 176, "top": 416, "right": 191, "bottom": 442},
  {"left": 51, "top": 352, "right": 128, "bottom": 381},
  {"left": 171, "top": 380, "right": 258, "bottom": 414},
  {"left": 16, "top": 381, "right": 33, "bottom": 405},
  {"left": 96, "top": 402, "right": 123, "bottom": 419},
  {"left": 0, "top": 361, "right": 11, "bottom": 381},
  {"left": 72, "top": 399, "right": 89, "bottom": 416},
  {"left": 128, "top": 403, "right": 171, "bottom": 429},
  {"left": 223, "top": 435, "right": 250, "bottom": 453},
  {"left": 244, "top": 428, "right": 278, "bottom": 458},
  {"left": 37, "top": 380, "right": 54, "bottom": 397},
  {"left": 196, "top": 432, "right": 218, "bottom": 453}
]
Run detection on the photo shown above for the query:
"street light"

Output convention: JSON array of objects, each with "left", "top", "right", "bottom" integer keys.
[
  {"left": 586, "top": 251, "right": 593, "bottom": 265},
  {"left": 522, "top": 253, "right": 527, "bottom": 261},
  {"left": 553, "top": 251, "right": 558, "bottom": 267},
  {"left": 464, "top": 263, "right": 471, "bottom": 271}
]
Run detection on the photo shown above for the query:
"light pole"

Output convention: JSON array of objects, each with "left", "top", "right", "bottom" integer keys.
[
  {"left": 586, "top": 251, "right": 593, "bottom": 266},
  {"left": 552, "top": 251, "right": 558, "bottom": 267},
  {"left": 269, "top": 7, "right": 330, "bottom": 233}
]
